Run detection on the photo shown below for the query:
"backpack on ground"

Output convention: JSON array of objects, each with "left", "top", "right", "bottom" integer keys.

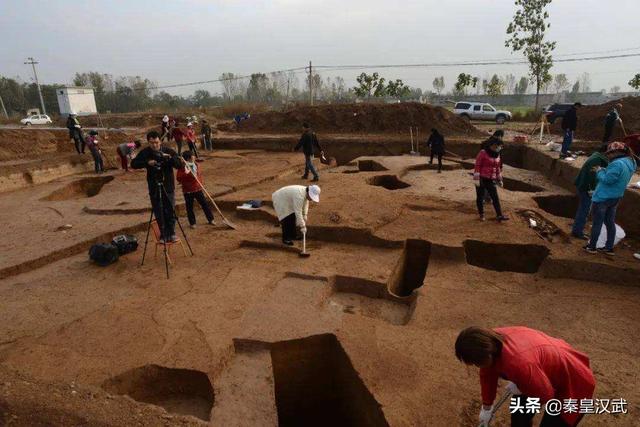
[
  {"left": 89, "top": 243, "right": 119, "bottom": 266},
  {"left": 111, "top": 234, "right": 138, "bottom": 255}
]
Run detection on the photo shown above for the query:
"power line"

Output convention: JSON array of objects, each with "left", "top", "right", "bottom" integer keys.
[{"left": 314, "top": 52, "right": 640, "bottom": 72}]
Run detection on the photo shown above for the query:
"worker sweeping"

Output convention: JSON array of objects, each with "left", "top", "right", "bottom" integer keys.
[
  {"left": 455, "top": 326, "right": 595, "bottom": 427},
  {"left": 272, "top": 185, "right": 320, "bottom": 246}
]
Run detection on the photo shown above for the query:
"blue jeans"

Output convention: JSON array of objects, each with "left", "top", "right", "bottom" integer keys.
[
  {"left": 587, "top": 198, "right": 620, "bottom": 250},
  {"left": 571, "top": 190, "right": 591, "bottom": 236},
  {"left": 304, "top": 154, "right": 319, "bottom": 179},
  {"left": 561, "top": 130, "right": 574, "bottom": 155}
]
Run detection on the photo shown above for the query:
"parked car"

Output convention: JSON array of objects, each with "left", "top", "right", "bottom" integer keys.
[
  {"left": 453, "top": 102, "right": 512, "bottom": 124},
  {"left": 543, "top": 103, "right": 574, "bottom": 124},
  {"left": 20, "top": 114, "right": 53, "bottom": 125}
]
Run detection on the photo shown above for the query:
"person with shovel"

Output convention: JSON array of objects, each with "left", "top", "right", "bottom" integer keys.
[
  {"left": 295, "top": 123, "right": 323, "bottom": 182},
  {"left": 176, "top": 151, "right": 215, "bottom": 228},
  {"left": 272, "top": 184, "right": 320, "bottom": 246},
  {"left": 602, "top": 103, "right": 623, "bottom": 144},
  {"left": 185, "top": 122, "right": 199, "bottom": 159},
  {"left": 86, "top": 130, "right": 104, "bottom": 174},
  {"left": 455, "top": 326, "right": 595, "bottom": 427}
]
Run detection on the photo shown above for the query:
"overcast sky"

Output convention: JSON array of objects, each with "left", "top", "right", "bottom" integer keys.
[{"left": 1, "top": 0, "right": 639, "bottom": 96}]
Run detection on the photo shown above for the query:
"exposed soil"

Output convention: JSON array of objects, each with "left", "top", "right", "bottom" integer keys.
[
  {"left": 533, "top": 194, "right": 579, "bottom": 219},
  {"left": 236, "top": 103, "right": 483, "bottom": 136},
  {"left": 1, "top": 128, "right": 640, "bottom": 427},
  {"left": 367, "top": 174, "right": 411, "bottom": 190}
]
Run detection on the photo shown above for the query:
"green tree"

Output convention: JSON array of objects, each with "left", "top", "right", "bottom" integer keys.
[
  {"left": 432, "top": 76, "right": 445, "bottom": 95},
  {"left": 387, "top": 79, "right": 411, "bottom": 99},
  {"left": 487, "top": 74, "right": 504, "bottom": 97},
  {"left": 629, "top": 74, "right": 640, "bottom": 90},
  {"left": 505, "top": 0, "right": 556, "bottom": 111},
  {"left": 453, "top": 73, "right": 477, "bottom": 96},
  {"left": 353, "top": 72, "right": 387, "bottom": 98}
]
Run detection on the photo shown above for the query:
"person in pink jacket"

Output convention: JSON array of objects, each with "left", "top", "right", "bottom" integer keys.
[{"left": 474, "top": 136, "right": 509, "bottom": 221}]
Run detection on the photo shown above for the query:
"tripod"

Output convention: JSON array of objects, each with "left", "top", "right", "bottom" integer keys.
[{"left": 140, "top": 179, "right": 194, "bottom": 278}]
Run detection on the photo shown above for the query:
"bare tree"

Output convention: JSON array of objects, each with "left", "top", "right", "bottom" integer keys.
[
  {"left": 553, "top": 74, "right": 570, "bottom": 94},
  {"left": 579, "top": 72, "right": 591, "bottom": 93},
  {"left": 432, "top": 76, "right": 445, "bottom": 95},
  {"left": 504, "top": 73, "right": 516, "bottom": 94},
  {"left": 610, "top": 85, "right": 621, "bottom": 94}
]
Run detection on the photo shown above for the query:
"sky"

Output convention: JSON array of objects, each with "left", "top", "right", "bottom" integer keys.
[{"left": 1, "top": 0, "right": 639, "bottom": 96}]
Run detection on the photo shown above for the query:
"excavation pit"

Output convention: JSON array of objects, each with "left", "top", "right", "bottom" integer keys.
[
  {"left": 101, "top": 364, "right": 214, "bottom": 421},
  {"left": 533, "top": 195, "right": 578, "bottom": 219},
  {"left": 463, "top": 240, "right": 550, "bottom": 273},
  {"left": 271, "top": 334, "right": 389, "bottom": 427},
  {"left": 388, "top": 239, "right": 431, "bottom": 297},
  {"left": 502, "top": 177, "right": 545, "bottom": 193},
  {"left": 367, "top": 175, "right": 411, "bottom": 190},
  {"left": 358, "top": 159, "right": 389, "bottom": 172},
  {"left": 329, "top": 276, "right": 414, "bottom": 325},
  {"left": 42, "top": 176, "right": 114, "bottom": 201}
]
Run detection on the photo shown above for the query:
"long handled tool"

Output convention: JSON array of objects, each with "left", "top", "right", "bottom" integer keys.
[
  {"left": 190, "top": 173, "right": 238, "bottom": 230},
  {"left": 478, "top": 391, "right": 512, "bottom": 427},
  {"left": 409, "top": 127, "right": 416, "bottom": 154},
  {"left": 299, "top": 231, "right": 310, "bottom": 258},
  {"left": 620, "top": 119, "right": 628, "bottom": 136}
]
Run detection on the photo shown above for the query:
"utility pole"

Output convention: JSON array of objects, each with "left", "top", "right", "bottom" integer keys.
[
  {"left": 24, "top": 57, "right": 47, "bottom": 115},
  {"left": 308, "top": 61, "right": 313, "bottom": 106},
  {"left": 284, "top": 78, "right": 290, "bottom": 111},
  {"left": 0, "top": 94, "right": 8, "bottom": 119}
]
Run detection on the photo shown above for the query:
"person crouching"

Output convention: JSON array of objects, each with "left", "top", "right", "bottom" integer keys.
[
  {"left": 117, "top": 139, "right": 142, "bottom": 172},
  {"left": 176, "top": 151, "right": 215, "bottom": 229},
  {"left": 272, "top": 184, "right": 321, "bottom": 245}
]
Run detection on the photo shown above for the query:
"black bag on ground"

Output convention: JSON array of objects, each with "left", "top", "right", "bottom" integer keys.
[
  {"left": 111, "top": 234, "right": 138, "bottom": 255},
  {"left": 89, "top": 243, "right": 119, "bottom": 266}
]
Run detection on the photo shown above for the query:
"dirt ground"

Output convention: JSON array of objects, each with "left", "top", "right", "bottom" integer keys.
[{"left": 1, "top": 122, "right": 640, "bottom": 426}]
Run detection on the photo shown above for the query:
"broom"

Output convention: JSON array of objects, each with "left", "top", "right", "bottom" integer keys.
[{"left": 189, "top": 171, "right": 237, "bottom": 230}]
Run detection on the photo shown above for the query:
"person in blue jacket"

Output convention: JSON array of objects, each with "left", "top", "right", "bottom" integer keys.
[{"left": 585, "top": 141, "right": 637, "bottom": 255}]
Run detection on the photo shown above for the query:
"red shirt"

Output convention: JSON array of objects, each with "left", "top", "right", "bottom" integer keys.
[
  {"left": 176, "top": 165, "right": 204, "bottom": 193},
  {"left": 480, "top": 327, "right": 595, "bottom": 425},
  {"left": 185, "top": 128, "right": 196, "bottom": 143},
  {"left": 474, "top": 149, "right": 503, "bottom": 181},
  {"left": 172, "top": 127, "right": 184, "bottom": 142}
]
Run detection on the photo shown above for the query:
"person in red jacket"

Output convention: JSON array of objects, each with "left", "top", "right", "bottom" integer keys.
[
  {"left": 172, "top": 122, "right": 185, "bottom": 154},
  {"left": 176, "top": 151, "right": 214, "bottom": 228},
  {"left": 185, "top": 122, "right": 199, "bottom": 159},
  {"left": 455, "top": 326, "right": 596, "bottom": 427},
  {"left": 474, "top": 138, "right": 509, "bottom": 221}
]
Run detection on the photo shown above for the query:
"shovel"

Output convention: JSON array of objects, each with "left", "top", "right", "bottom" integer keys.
[
  {"left": 478, "top": 390, "right": 512, "bottom": 427},
  {"left": 620, "top": 119, "right": 628, "bottom": 137},
  {"left": 299, "top": 231, "right": 310, "bottom": 258},
  {"left": 190, "top": 173, "right": 238, "bottom": 230}
]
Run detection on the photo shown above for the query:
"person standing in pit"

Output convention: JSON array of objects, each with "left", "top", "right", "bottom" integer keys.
[
  {"left": 172, "top": 121, "right": 185, "bottom": 155},
  {"left": 473, "top": 139, "right": 509, "bottom": 222},
  {"left": 602, "top": 103, "right": 623, "bottom": 144},
  {"left": 176, "top": 151, "right": 215, "bottom": 229},
  {"left": 66, "top": 112, "right": 86, "bottom": 154},
  {"left": 272, "top": 184, "right": 320, "bottom": 246},
  {"left": 570, "top": 146, "right": 609, "bottom": 240},
  {"left": 160, "top": 115, "right": 170, "bottom": 142},
  {"left": 201, "top": 119, "right": 213, "bottom": 151},
  {"left": 584, "top": 142, "right": 636, "bottom": 255},
  {"left": 426, "top": 128, "right": 445, "bottom": 173},
  {"left": 86, "top": 130, "right": 104, "bottom": 174},
  {"left": 116, "top": 139, "right": 142, "bottom": 172},
  {"left": 295, "top": 122, "right": 323, "bottom": 182},
  {"left": 560, "top": 102, "right": 581, "bottom": 159},
  {"left": 185, "top": 122, "right": 199, "bottom": 159},
  {"left": 455, "top": 326, "right": 595, "bottom": 427}
]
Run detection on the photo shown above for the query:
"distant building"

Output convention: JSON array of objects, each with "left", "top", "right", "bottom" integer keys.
[{"left": 56, "top": 87, "right": 97, "bottom": 116}]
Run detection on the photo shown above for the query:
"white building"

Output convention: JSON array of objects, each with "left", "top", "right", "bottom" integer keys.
[{"left": 56, "top": 87, "right": 97, "bottom": 116}]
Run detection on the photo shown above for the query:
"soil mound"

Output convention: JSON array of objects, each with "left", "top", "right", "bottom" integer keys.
[
  {"left": 0, "top": 129, "right": 131, "bottom": 161},
  {"left": 237, "top": 103, "right": 482, "bottom": 136},
  {"left": 551, "top": 96, "right": 640, "bottom": 142}
]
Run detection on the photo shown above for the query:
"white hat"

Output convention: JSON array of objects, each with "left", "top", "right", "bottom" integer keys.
[
  {"left": 162, "top": 115, "right": 169, "bottom": 122},
  {"left": 308, "top": 185, "right": 321, "bottom": 203},
  {"left": 187, "top": 122, "right": 193, "bottom": 127}
]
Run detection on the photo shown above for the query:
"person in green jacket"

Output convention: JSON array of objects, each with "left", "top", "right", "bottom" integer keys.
[{"left": 571, "top": 146, "right": 609, "bottom": 239}]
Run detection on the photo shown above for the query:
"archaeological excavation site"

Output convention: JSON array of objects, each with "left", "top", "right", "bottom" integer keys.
[{"left": 0, "top": 102, "right": 639, "bottom": 426}]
